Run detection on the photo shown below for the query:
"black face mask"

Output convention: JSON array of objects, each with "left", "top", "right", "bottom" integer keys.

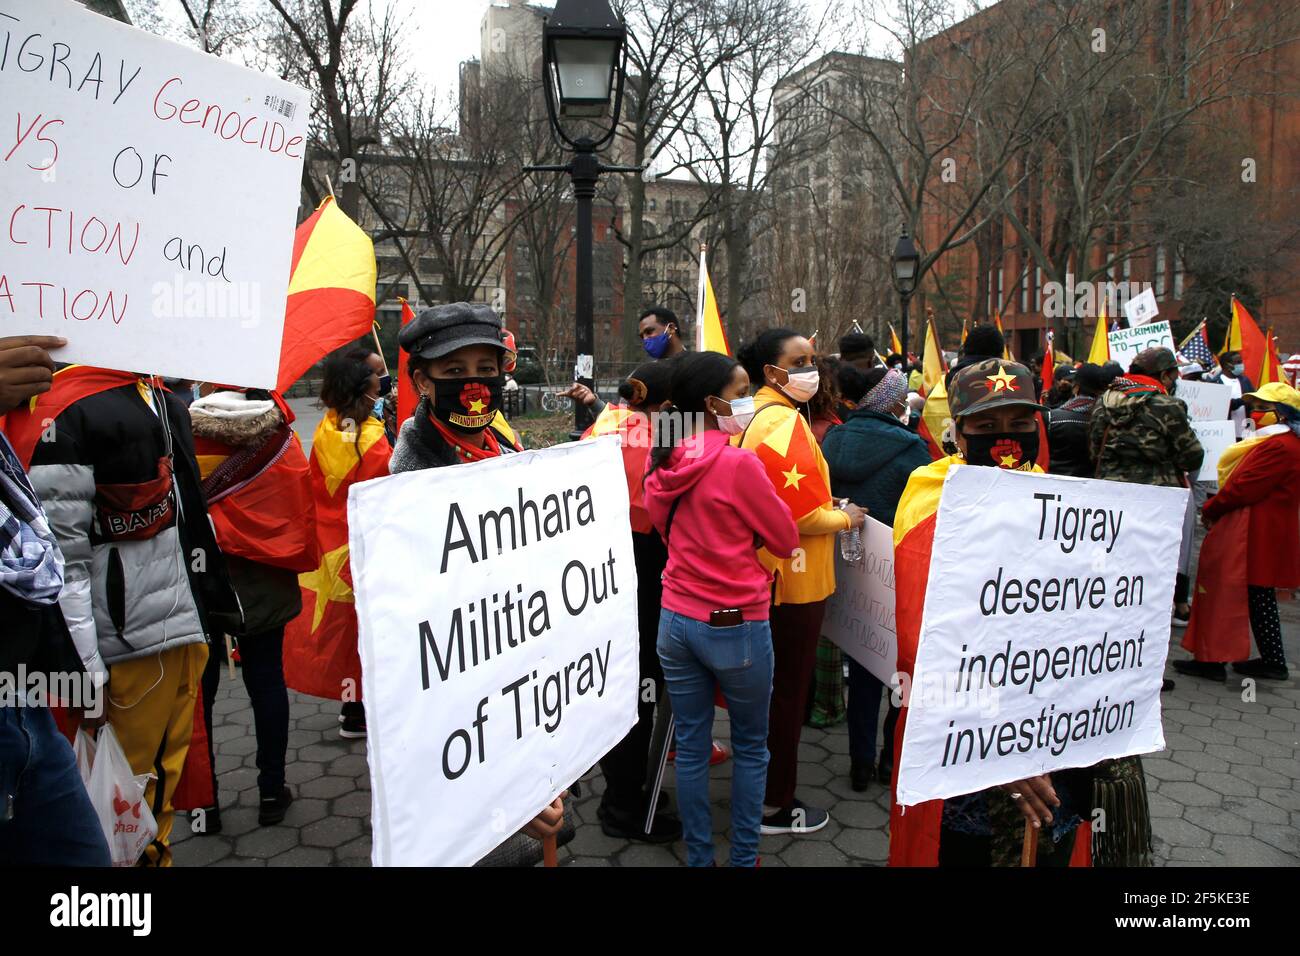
[
  {"left": 962, "top": 429, "right": 1039, "bottom": 470},
  {"left": 377, "top": 373, "right": 392, "bottom": 397},
  {"left": 429, "top": 375, "right": 504, "bottom": 434}
]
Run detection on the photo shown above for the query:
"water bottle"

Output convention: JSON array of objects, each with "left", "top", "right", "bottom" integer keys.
[{"left": 837, "top": 499, "right": 863, "bottom": 564}]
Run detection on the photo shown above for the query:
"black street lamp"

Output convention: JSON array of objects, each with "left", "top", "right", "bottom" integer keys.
[
  {"left": 891, "top": 227, "right": 920, "bottom": 360},
  {"left": 528, "top": 0, "right": 641, "bottom": 438}
]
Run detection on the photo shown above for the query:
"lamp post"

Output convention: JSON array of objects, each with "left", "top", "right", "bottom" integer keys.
[
  {"left": 891, "top": 227, "right": 920, "bottom": 360},
  {"left": 528, "top": 0, "right": 641, "bottom": 438}
]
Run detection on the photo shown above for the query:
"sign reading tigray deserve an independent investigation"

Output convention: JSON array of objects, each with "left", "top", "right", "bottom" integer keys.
[
  {"left": 0, "top": 0, "right": 307, "bottom": 387},
  {"left": 895, "top": 466, "right": 1188, "bottom": 807},
  {"left": 349, "top": 437, "right": 639, "bottom": 866}
]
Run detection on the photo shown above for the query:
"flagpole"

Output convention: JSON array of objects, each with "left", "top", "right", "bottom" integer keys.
[{"left": 696, "top": 244, "right": 707, "bottom": 353}]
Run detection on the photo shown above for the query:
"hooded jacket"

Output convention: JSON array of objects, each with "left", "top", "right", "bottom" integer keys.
[
  {"left": 644, "top": 429, "right": 799, "bottom": 622},
  {"left": 1089, "top": 377, "right": 1203, "bottom": 487},
  {"left": 821, "top": 408, "right": 932, "bottom": 526}
]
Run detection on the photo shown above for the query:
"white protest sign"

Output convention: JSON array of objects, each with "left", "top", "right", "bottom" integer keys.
[
  {"left": 350, "top": 437, "right": 639, "bottom": 866},
  {"left": 895, "top": 467, "right": 1187, "bottom": 807},
  {"left": 0, "top": 0, "right": 308, "bottom": 387},
  {"left": 1123, "top": 287, "right": 1159, "bottom": 327},
  {"left": 1108, "top": 320, "right": 1176, "bottom": 372},
  {"left": 1191, "top": 421, "right": 1235, "bottom": 484},
  {"left": 823, "top": 515, "right": 897, "bottom": 685},
  {"left": 1174, "top": 378, "right": 1232, "bottom": 422}
]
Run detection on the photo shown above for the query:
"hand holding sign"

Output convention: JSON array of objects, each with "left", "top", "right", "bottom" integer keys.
[{"left": 0, "top": 333, "right": 64, "bottom": 413}]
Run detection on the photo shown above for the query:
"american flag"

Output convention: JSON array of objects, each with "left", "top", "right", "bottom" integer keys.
[{"left": 1179, "top": 321, "right": 1216, "bottom": 368}]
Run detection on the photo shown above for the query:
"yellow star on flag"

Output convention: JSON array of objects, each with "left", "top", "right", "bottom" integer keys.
[
  {"left": 985, "top": 369, "right": 1018, "bottom": 393},
  {"left": 298, "top": 542, "right": 354, "bottom": 632},
  {"left": 782, "top": 465, "right": 806, "bottom": 489}
]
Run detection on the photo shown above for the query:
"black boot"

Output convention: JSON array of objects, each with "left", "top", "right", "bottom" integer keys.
[
  {"left": 597, "top": 801, "right": 682, "bottom": 843},
  {"left": 258, "top": 786, "right": 295, "bottom": 826},
  {"left": 1232, "top": 658, "right": 1290, "bottom": 681},
  {"left": 1172, "top": 659, "right": 1227, "bottom": 681},
  {"left": 850, "top": 759, "right": 872, "bottom": 792}
]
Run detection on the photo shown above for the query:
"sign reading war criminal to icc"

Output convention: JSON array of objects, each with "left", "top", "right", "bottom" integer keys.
[
  {"left": 895, "top": 467, "right": 1188, "bottom": 807},
  {"left": 349, "top": 438, "right": 640, "bottom": 867},
  {"left": 0, "top": 0, "right": 308, "bottom": 387}
]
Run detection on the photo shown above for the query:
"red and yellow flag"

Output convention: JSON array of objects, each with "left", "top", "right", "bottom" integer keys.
[
  {"left": 917, "top": 319, "right": 950, "bottom": 459},
  {"left": 1259, "top": 327, "right": 1284, "bottom": 385},
  {"left": 1223, "top": 296, "right": 1267, "bottom": 384},
  {"left": 282, "top": 411, "right": 390, "bottom": 702},
  {"left": 276, "top": 196, "right": 378, "bottom": 393},
  {"left": 751, "top": 411, "right": 831, "bottom": 520},
  {"left": 396, "top": 297, "right": 418, "bottom": 427},
  {"left": 1041, "top": 328, "right": 1056, "bottom": 394},
  {"left": 696, "top": 246, "right": 731, "bottom": 355},
  {"left": 889, "top": 324, "right": 904, "bottom": 357}
]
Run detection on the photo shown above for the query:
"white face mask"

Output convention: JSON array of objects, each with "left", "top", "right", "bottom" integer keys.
[
  {"left": 781, "top": 367, "right": 821, "bottom": 403},
  {"left": 714, "top": 395, "right": 756, "bottom": 435}
]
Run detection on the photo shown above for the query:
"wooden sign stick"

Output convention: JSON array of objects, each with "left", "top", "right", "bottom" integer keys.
[
  {"left": 542, "top": 834, "right": 558, "bottom": 868},
  {"left": 1021, "top": 820, "right": 1039, "bottom": 867}
]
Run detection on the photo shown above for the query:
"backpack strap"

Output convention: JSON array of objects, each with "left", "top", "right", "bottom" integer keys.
[{"left": 737, "top": 402, "right": 789, "bottom": 446}]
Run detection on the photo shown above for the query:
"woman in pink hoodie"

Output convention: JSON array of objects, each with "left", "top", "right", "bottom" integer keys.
[{"left": 643, "top": 351, "right": 800, "bottom": 866}]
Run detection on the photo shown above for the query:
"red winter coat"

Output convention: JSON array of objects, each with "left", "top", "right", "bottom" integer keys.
[{"left": 1203, "top": 430, "right": 1300, "bottom": 588}]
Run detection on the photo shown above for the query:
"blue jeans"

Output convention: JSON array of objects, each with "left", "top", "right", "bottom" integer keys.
[
  {"left": 0, "top": 703, "right": 110, "bottom": 866},
  {"left": 656, "top": 609, "right": 773, "bottom": 867}
]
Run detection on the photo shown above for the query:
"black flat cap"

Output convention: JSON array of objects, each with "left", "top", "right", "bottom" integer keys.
[{"left": 398, "top": 302, "right": 506, "bottom": 361}]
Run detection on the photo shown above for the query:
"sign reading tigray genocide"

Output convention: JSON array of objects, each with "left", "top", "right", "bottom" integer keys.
[
  {"left": 350, "top": 438, "right": 640, "bottom": 866},
  {"left": 895, "top": 467, "right": 1188, "bottom": 807},
  {"left": 0, "top": 0, "right": 308, "bottom": 387},
  {"left": 824, "top": 515, "right": 898, "bottom": 686},
  {"left": 1107, "top": 320, "right": 1177, "bottom": 373}
]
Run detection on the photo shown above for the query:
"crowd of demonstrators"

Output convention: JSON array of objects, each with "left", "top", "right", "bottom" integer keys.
[
  {"left": 644, "top": 351, "right": 800, "bottom": 866},
  {"left": 4, "top": 297, "right": 1298, "bottom": 872}
]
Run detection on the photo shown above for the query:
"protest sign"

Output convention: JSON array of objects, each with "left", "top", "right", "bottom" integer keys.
[
  {"left": 1174, "top": 379, "right": 1232, "bottom": 422},
  {"left": 1108, "top": 320, "right": 1176, "bottom": 372},
  {"left": 895, "top": 467, "right": 1187, "bottom": 807},
  {"left": 1123, "top": 287, "right": 1159, "bottom": 326},
  {"left": 1, "top": 0, "right": 308, "bottom": 387},
  {"left": 350, "top": 437, "right": 639, "bottom": 866},
  {"left": 1190, "top": 421, "right": 1235, "bottom": 484},
  {"left": 823, "top": 515, "right": 898, "bottom": 685}
]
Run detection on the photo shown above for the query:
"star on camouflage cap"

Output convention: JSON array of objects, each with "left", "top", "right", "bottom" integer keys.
[{"left": 948, "top": 358, "right": 1046, "bottom": 419}]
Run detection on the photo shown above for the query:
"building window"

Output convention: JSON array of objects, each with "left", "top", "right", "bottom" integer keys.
[
  {"left": 1172, "top": 250, "right": 1185, "bottom": 299},
  {"left": 649, "top": 198, "right": 657, "bottom": 211},
  {"left": 1034, "top": 266, "right": 1042, "bottom": 313},
  {"left": 1020, "top": 263, "right": 1029, "bottom": 313},
  {"left": 1155, "top": 245, "right": 1167, "bottom": 300},
  {"left": 997, "top": 266, "right": 1004, "bottom": 314}
]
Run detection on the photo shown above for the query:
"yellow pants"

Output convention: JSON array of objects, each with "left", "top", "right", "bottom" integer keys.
[{"left": 107, "top": 642, "right": 209, "bottom": 867}]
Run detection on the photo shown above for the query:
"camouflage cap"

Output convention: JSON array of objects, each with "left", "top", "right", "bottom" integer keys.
[
  {"left": 948, "top": 358, "right": 1046, "bottom": 419},
  {"left": 1130, "top": 346, "right": 1178, "bottom": 374}
]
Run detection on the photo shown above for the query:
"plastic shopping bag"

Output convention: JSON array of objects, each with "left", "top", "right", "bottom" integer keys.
[
  {"left": 86, "top": 724, "right": 157, "bottom": 867},
  {"left": 73, "top": 729, "right": 96, "bottom": 789}
]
